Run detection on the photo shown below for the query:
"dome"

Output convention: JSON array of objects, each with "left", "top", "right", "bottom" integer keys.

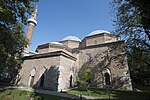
[
  {"left": 62, "top": 36, "right": 81, "bottom": 42},
  {"left": 87, "top": 30, "right": 111, "bottom": 37},
  {"left": 50, "top": 42, "right": 63, "bottom": 45}
]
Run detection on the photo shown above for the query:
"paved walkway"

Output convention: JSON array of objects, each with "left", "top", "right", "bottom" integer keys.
[{"left": 35, "top": 89, "right": 110, "bottom": 100}]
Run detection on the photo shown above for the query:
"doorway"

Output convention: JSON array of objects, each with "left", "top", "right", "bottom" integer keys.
[
  {"left": 40, "top": 74, "right": 45, "bottom": 87},
  {"left": 28, "top": 68, "right": 36, "bottom": 87},
  {"left": 28, "top": 76, "right": 34, "bottom": 87},
  {"left": 104, "top": 73, "right": 110, "bottom": 85},
  {"left": 70, "top": 75, "right": 73, "bottom": 88}
]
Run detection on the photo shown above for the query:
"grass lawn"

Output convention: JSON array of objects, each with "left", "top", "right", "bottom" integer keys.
[
  {"left": 67, "top": 88, "right": 150, "bottom": 100},
  {"left": 0, "top": 89, "right": 76, "bottom": 100},
  {"left": 1, "top": 87, "right": 150, "bottom": 100}
]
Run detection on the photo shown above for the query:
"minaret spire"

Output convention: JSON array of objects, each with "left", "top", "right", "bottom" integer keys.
[
  {"left": 31, "top": 5, "right": 38, "bottom": 20},
  {"left": 28, "top": 5, "right": 38, "bottom": 27},
  {"left": 24, "top": 6, "right": 38, "bottom": 56}
]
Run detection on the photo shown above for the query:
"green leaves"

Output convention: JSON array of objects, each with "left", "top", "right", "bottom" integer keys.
[
  {"left": 0, "top": 6, "right": 4, "bottom": 12},
  {"left": 77, "top": 64, "right": 92, "bottom": 88},
  {"left": 0, "top": 0, "right": 39, "bottom": 82},
  {"left": 112, "top": 0, "right": 150, "bottom": 86}
]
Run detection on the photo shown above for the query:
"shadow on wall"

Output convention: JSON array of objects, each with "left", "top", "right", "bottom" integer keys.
[
  {"left": 77, "top": 42, "right": 132, "bottom": 90},
  {"left": 111, "top": 76, "right": 131, "bottom": 90},
  {"left": 32, "top": 66, "right": 60, "bottom": 91}
]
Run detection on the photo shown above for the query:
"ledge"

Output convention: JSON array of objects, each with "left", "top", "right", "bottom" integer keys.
[{"left": 23, "top": 51, "right": 76, "bottom": 61}]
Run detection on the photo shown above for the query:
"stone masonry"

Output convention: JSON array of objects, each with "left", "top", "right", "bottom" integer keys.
[{"left": 18, "top": 30, "right": 132, "bottom": 91}]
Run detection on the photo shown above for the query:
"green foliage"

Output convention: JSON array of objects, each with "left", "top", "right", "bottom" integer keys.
[
  {"left": 77, "top": 64, "right": 92, "bottom": 89},
  {"left": 112, "top": 0, "right": 150, "bottom": 86},
  {"left": 128, "top": 46, "right": 150, "bottom": 86},
  {"left": 131, "top": 0, "right": 150, "bottom": 30},
  {"left": 0, "top": 0, "right": 39, "bottom": 82}
]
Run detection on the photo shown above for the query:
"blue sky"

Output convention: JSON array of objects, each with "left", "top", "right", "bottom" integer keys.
[{"left": 29, "top": 0, "right": 114, "bottom": 51}]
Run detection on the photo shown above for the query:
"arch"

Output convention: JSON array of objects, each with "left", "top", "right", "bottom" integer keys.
[
  {"left": 70, "top": 75, "right": 73, "bottom": 88},
  {"left": 103, "top": 68, "right": 111, "bottom": 85},
  {"left": 69, "top": 69, "right": 74, "bottom": 88},
  {"left": 28, "top": 68, "right": 36, "bottom": 87},
  {"left": 103, "top": 68, "right": 111, "bottom": 75},
  {"left": 104, "top": 73, "right": 110, "bottom": 85},
  {"left": 39, "top": 66, "right": 47, "bottom": 88},
  {"left": 31, "top": 68, "right": 36, "bottom": 76},
  {"left": 39, "top": 66, "right": 47, "bottom": 78},
  {"left": 40, "top": 74, "right": 45, "bottom": 87}
]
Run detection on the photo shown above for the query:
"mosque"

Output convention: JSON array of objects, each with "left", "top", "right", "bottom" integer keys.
[{"left": 17, "top": 7, "right": 132, "bottom": 91}]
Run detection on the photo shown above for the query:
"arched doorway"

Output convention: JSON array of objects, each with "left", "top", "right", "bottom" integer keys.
[
  {"left": 103, "top": 68, "right": 111, "bottom": 86},
  {"left": 70, "top": 75, "right": 73, "bottom": 88},
  {"left": 28, "top": 68, "right": 36, "bottom": 87},
  {"left": 40, "top": 74, "right": 45, "bottom": 87},
  {"left": 104, "top": 73, "right": 110, "bottom": 85}
]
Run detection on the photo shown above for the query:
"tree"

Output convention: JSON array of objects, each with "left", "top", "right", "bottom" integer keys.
[
  {"left": 77, "top": 64, "right": 92, "bottom": 90},
  {"left": 0, "top": 0, "right": 39, "bottom": 83},
  {"left": 112, "top": 0, "right": 150, "bottom": 86}
]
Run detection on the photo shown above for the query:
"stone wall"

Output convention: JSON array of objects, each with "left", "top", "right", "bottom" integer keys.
[
  {"left": 86, "top": 35, "right": 105, "bottom": 46},
  {"left": 77, "top": 41, "right": 132, "bottom": 90},
  {"left": 18, "top": 50, "right": 77, "bottom": 91},
  {"left": 18, "top": 56, "right": 60, "bottom": 90},
  {"left": 58, "top": 56, "right": 77, "bottom": 91},
  {"left": 19, "top": 34, "right": 132, "bottom": 91},
  {"left": 85, "top": 34, "right": 120, "bottom": 47},
  {"left": 60, "top": 40, "right": 80, "bottom": 48},
  {"left": 103, "top": 34, "right": 120, "bottom": 43}
]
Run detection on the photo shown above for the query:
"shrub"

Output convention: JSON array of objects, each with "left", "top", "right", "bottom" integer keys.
[{"left": 77, "top": 64, "right": 92, "bottom": 89}]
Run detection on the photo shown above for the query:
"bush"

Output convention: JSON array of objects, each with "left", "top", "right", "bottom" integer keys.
[{"left": 77, "top": 64, "right": 92, "bottom": 89}]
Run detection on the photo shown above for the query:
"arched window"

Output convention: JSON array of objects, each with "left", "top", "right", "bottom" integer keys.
[
  {"left": 70, "top": 75, "right": 73, "bottom": 88},
  {"left": 31, "top": 68, "right": 36, "bottom": 76},
  {"left": 28, "top": 68, "right": 36, "bottom": 87},
  {"left": 103, "top": 68, "right": 111, "bottom": 86},
  {"left": 104, "top": 73, "right": 110, "bottom": 85}
]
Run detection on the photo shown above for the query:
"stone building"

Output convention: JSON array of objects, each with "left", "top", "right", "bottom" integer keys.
[{"left": 17, "top": 7, "right": 132, "bottom": 91}]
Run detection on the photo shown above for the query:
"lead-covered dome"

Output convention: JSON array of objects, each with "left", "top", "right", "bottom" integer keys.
[
  {"left": 50, "top": 42, "right": 63, "bottom": 45},
  {"left": 62, "top": 36, "right": 81, "bottom": 42},
  {"left": 87, "top": 30, "right": 111, "bottom": 37}
]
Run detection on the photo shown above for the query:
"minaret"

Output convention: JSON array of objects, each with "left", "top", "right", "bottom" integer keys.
[{"left": 24, "top": 6, "right": 38, "bottom": 56}]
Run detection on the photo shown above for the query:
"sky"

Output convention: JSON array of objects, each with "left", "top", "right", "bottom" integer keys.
[{"left": 29, "top": 0, "right": 114, "bottom": 51}]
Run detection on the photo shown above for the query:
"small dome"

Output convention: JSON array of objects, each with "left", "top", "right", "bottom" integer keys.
[
  {"left": 62, "top": 36, "right": 81, "bottom": 42},
  {"left": 87, "top": 30, "right": 111, "bottom": 37},
  {"left": 50, "top": 42, "right": 63, "bottom": 45}
]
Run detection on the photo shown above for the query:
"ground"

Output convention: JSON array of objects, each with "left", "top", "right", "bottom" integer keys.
[
  {"left": 0, "top": 89, "right": 76, "bottom": 100},
  {"left": 0, "top": 86, "right": 150, "bottom": 100},
  {"left": 67, "top": 87, "right": 150, "bottom": 100}
]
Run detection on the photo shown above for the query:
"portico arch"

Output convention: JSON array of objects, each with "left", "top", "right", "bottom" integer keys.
[
  {"left": 39, "top": 66, "right": 47, "bottom": 88},
  {"left": 28, "top": 68, "right": 36, "bottom": 87}
]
